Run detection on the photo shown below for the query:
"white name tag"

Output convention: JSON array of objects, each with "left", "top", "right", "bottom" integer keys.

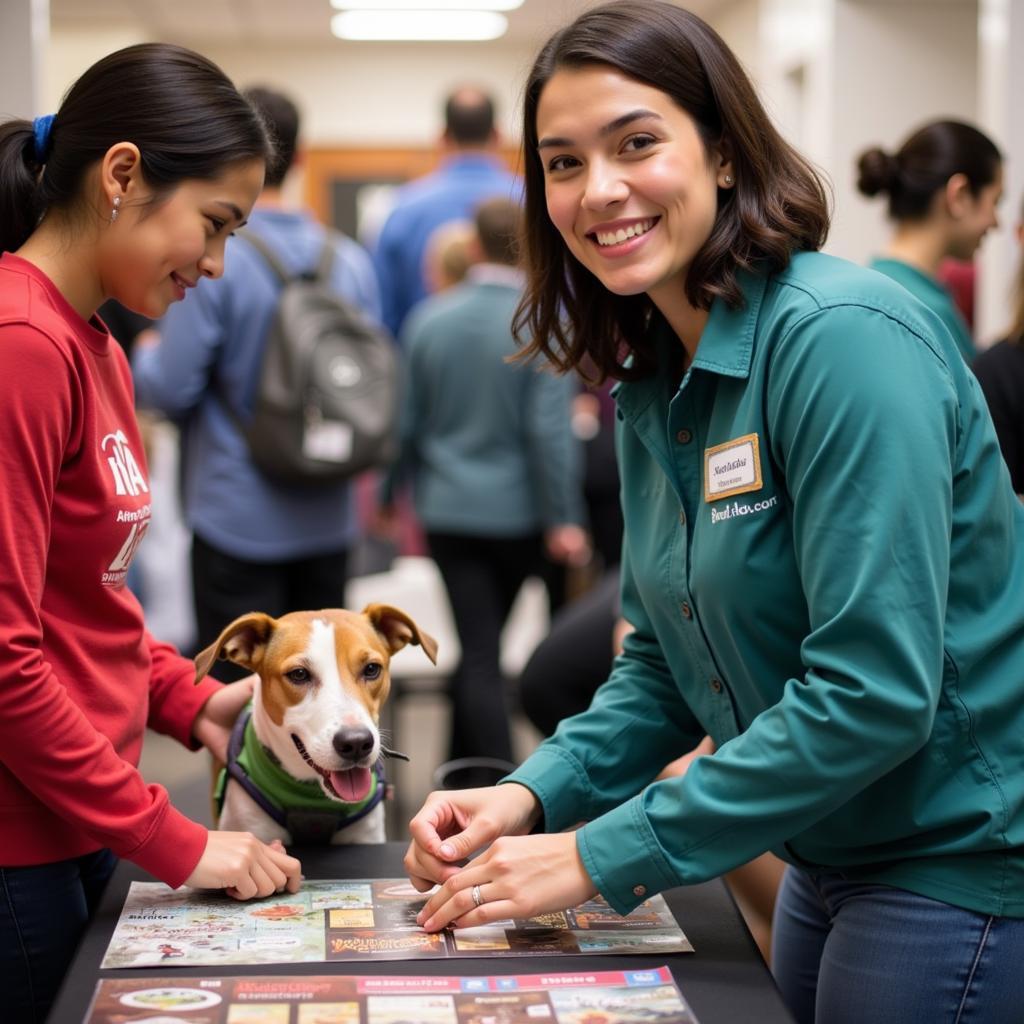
[
  {"left": 704, "top": 433, "right": 763, "bottom": 501},
  {"left": 303, "top": 420, "right": 353, "bottom": 463}
]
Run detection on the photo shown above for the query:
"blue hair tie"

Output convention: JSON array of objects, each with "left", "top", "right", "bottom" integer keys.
[{"left": 32, "top": 114, "right": 55, "bottom": 163}]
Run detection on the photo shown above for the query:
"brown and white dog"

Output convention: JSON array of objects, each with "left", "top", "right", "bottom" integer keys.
[{"left": 194, "top": 604, "right": 437, "bottom": 846}]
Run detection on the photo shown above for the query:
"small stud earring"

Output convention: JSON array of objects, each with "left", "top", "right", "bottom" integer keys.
[
  {"left": 110, "top": 195, "right": 121, "bottom": 223},
  {"left": 723, "top": 174, "right": 734, "bottom": 187}
]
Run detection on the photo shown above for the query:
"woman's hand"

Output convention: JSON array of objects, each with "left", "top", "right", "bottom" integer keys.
[
  {"left": 404, "top": 783, "right": 541, "bottom": 891},
  {"left": 184, "top": 832, "right": 302, "bottom": 900},
  {"left": 192, "top": 675, "right": 256, "bottom": 762},
  {"left": 415, "top": 831, "right": 597, "bottom": 932}
]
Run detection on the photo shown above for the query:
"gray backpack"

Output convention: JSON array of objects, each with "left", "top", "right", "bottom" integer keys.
[{"left": 227, "top": 229, "right": 398, "bottom": 484}]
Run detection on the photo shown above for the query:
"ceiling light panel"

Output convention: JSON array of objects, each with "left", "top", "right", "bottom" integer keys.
[
  {"left": 331, "top": 9, "right": 509, "bottom": 39},
  {"left": 331, "top": 0, "right": 522, "bottom": 9}
]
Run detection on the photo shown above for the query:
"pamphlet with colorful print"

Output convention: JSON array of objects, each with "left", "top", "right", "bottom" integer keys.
[
  {"left": 83, "top": 965, "right": 701, "bottom": 1023},
  {"left": 100, "top": 879, "right": 693, "bottom": 968}
]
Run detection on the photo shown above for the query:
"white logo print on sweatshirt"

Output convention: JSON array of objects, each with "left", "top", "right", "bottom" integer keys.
[
  {"left": 101, "top": 431, "right": 151, "bottom": 587},
  {"left": 103, "top": 430, "right": 149, "bottom": 497}
]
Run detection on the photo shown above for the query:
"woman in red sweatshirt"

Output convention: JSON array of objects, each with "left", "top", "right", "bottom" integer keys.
[{"left": 0, "top": 44, "right": 302, "bottom": 1023}]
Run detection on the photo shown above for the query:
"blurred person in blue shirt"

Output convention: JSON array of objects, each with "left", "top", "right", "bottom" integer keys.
[{"left": 372, "top": 87, "right": 520, "bottom": 338}]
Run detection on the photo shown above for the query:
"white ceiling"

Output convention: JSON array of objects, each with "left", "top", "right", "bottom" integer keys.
[{"left": 48, "top": 0, "right": 724, "bottom": 45}]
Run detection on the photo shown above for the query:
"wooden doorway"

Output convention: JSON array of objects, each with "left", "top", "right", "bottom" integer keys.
[{"left": 303, "top": 146, "right": 522, "bottom": 242}]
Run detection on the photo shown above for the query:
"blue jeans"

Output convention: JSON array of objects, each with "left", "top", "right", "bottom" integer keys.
[
  {"left": 0, "top": 849, "right": 117, "bottom": 1024},
  {"left": 771, "top": 866, "right": 1024, "bottom": 1024}
]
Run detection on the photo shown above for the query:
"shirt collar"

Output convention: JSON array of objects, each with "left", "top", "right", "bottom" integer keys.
[
  {"left": 689, "top": 266, "right": 766, "bottom": 380},
  {"left": 870, "top": 257, "right": 946, "bottom": 298},
  {"left": 612, "top": 267, "right": 768, "bottom": 423}
]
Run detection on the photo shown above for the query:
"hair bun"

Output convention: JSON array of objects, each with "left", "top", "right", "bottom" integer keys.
[{"left": 856, "top": 146, "right": 898, "bottom": 197}]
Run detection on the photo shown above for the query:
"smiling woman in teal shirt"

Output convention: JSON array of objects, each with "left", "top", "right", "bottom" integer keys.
[{"left": 402, "top": 3, "right": 1024, "bottom": 1021}]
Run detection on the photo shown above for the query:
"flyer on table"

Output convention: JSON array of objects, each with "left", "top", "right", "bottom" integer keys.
[
  {"left": 101, "top": 879, "right": 693, "bottom": 969},
  {"left": 83, "top": 965, "right": 702, "bottom": 1023}
]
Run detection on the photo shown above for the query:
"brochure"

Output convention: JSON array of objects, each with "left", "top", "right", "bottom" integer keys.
[
  {"left": 83, "top": 965, "right": 701, "bottom": 1023},
  {"left": 101, "top": 879, "right": 693, "bottom": 968}
]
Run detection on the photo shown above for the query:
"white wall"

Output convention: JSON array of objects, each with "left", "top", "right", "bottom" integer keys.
[
  {"left": 2, "top": 0, "right": 50, "bottom": 119},
  {"left": 709, "top": 0, "right": 762, "bottom": 77},
  {"left": 753, "top": 0, "right": 980, "bottom": 268},
  {"left": 757, "top": 0, "right": 837, "bottom": 172},
  {"left": 830, "top": 0, "right": 979, "bottom": 266},
  {"left": 46, "top": 27, "right": 147, "bottom": 110},
  {"left": 48, "top": 4, "right": 766, "bottom": 148},
  {"left": 47, "top": 29, "right": 552, "bottom": 148},
  {"left": 198, "top": 40, "right": 538, "bottom": 146},
  {"left": 977, "top": 0, "right": 1024, "bottom": 344}
]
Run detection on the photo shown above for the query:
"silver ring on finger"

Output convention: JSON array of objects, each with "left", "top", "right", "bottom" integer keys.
[{"left": 471, "top": 884, "right": 485, "bottom": 908}]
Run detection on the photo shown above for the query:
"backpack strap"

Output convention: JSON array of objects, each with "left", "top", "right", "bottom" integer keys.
[
  {"left": 216, "top": 227, "right": 342, "bottom": 438},
  {"left": 315, "top": 234, "right": 337, "bottom": 282},
  {"left": 235, "top": 227, "right": 292, "bottom": 284},
  {"left": 237, "top": 226, "right": 337, "bottom": 285},
  {"left": 221, "top": 706, "right": 289, "bottom": 829}
]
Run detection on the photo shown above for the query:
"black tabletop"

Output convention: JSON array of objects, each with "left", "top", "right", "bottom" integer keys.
[{"left": 48, "top": 843, "right": 793, "bottom": 1024}]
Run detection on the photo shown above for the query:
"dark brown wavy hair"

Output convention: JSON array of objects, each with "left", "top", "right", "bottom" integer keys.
[{"left": 512, "top": 0, "right": 830, "bottom": 382}]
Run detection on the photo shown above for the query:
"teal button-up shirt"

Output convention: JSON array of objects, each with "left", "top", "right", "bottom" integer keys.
[
  {"left": 506, "top": 251, "right": 1024, "bottom": 918},
  {"left": 869, "top": 257, "right": 977, "bottom": 363}
]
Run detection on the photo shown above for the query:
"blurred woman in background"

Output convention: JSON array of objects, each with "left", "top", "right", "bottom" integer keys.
[{"left": 857, "top": 119, "right": 1003, "bottom": 362}]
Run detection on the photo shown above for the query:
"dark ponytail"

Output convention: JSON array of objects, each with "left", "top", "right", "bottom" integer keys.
[
  {"left": 855, "top": 147, "right": 899, "bottom": 198},
  {"left": 856, "top": 120, "right": 1001, "bottom": 222},
  {"left": 0, "top": 43, "right": 271, "bottom": 253},
  {"left": 0, "top": 120, "right": 48, "bottom": 255}
]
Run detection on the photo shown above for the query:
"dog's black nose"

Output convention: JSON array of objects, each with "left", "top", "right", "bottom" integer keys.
[{"left": 333, "top": 727, "right": 375, "bottom": 761}]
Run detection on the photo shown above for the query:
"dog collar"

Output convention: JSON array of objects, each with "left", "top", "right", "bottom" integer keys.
[{"left": 217, "top": 706, "right": 385, "bottom": 844}]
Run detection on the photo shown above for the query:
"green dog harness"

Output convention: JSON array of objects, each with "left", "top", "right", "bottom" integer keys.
[{"left": 216, "top": 706, "right": 384, "bottom": 845}]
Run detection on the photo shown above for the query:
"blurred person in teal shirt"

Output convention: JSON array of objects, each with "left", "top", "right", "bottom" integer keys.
[
  {"left": 402, "top": 4, "right": 1024, "bottom": 1023},
  {"left": 857, "top": 119, "right": 1003, "bottom": 363}
]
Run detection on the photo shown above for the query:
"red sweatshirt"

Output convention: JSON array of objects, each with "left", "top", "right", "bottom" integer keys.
[{"left": 0, "top": 254, "right": 221, "bottom": 886}]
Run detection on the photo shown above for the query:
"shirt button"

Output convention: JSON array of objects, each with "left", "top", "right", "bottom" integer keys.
[
  {"left": 710, "top": 678, "right": 723, "bottom": 694},
  {"left": 676, "top": 428, "right": 693, "bottom": 444},
  {"left": 680, "top": 602, "right": 692, "bottom": 619},
  {"left": 633, "top": 884, "right": 647, "bottom": 897},
  {"left": 678, "top": 508, "right": 686, "bottom": 526}
]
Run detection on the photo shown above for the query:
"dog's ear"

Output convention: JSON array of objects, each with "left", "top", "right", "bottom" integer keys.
[
  {"left": 364, "top": 604, "right": 438, "bottom": 665},
  {"left": 194, "top": 612, "right": 277, "bottom": 683}
]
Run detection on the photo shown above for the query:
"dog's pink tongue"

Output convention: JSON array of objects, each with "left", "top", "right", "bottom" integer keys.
[{"left": 331, "top": 767, "right": 372, "bottom": 803}]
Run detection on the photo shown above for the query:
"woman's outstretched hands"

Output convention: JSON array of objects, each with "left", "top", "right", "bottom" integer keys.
[
  {"left": 404, "top": 782, "right": 541, "bottom": 891},
  {"left": 404, "top": 782, "right": 597, "bottom": 932},
  {"left": 415, "top": 831, "right": 597, "bottom": 932},
  {"left": 184, "top": 832, "right": 302, "bottom": 900}
]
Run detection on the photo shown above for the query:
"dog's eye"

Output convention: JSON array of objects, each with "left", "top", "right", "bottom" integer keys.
[
  {"left": 285, "top": 667, "right": 312, "bottom": 684},
  {"left": 363, "top": 663, "right": 383, "bottom": 681}
]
